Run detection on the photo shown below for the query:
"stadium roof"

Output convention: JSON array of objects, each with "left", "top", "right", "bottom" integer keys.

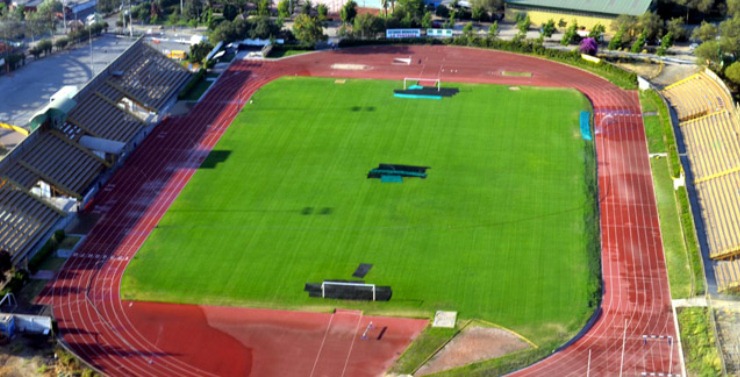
[{"left": 505, "top": 0, "right": 654, "bottom": 17}]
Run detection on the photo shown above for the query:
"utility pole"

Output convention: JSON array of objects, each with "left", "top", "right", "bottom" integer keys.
[
  {"left": 129, "top": 0, "right": 133, "bottom": 37},
  {"left": 89, "top": 26, "right": 94, "bottom": 76},
  {"left": 62, "top": 0, "right": 67, "bottom": 35}
]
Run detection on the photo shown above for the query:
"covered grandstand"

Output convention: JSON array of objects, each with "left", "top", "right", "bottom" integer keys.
[
  {"left": 0, "top": 37, "right": 189, "bottom": 263},
  {"left": 505, "top": 0, "right": 655, "bottom": 31},
  {"left": 663, "top": 71, "right": 740, "bottom": 293}
]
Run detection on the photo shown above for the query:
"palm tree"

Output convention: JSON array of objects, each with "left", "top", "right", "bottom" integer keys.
[
  {"left": 381, "top": 0, "right": 388, "bottom": 17},
  {"left": 390, "top": 0, "right": 395, "bottom": 13}
]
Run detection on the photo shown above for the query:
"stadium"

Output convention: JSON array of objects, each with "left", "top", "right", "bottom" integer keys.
[{"left": 8, "top": 38, "right": 733, "bottom": 376}]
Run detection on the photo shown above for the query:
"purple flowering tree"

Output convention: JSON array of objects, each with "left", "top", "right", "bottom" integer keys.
[{"left": 579, "top": 37, "right": 599, "bottom": 56}]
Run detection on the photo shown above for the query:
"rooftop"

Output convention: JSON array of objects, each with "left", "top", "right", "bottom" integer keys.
[{"left": 505, "top": 0, "right": 653, "bottom": 17}]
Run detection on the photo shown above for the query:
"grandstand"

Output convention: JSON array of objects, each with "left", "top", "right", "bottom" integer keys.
[
  {"left": 715, "top": 259, "right": 740, "bottom": 292},
  {"left": 0, "top": 37, "right": 189, "bottom": 264},
  {"left": 663, "top": 71, "right": 740, "bottom": 292}
]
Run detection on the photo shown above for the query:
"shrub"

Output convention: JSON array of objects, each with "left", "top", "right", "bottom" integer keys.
[
  {"left": 28, "top": 230, "right": 65, "bottom": 274},
  {"left": 177, "top": 68, "right": 207, "bottom": 100}
]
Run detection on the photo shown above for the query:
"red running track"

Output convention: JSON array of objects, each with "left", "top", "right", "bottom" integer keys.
[{"left": 38, "top": 46, "right": 682, "bottom": 376}]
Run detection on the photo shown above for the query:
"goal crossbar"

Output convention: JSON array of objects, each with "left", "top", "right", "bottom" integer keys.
[
  {"left": 403, "top": 77, "right": 441, "bottom": 91},
  {"left": 321, "top": 281, "right": 377, "bottom": 301}
]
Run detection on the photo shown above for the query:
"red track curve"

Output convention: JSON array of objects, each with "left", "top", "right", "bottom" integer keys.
[{"left": 37, "top": 45, "right": 681, "bottom": 376}]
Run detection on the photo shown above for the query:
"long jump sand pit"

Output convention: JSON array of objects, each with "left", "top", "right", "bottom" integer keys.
[
  {"left": 417, "top": 326, "right": 531, "bottom": 375},
  {"left": 330, "top": 63, "right": 370, "bottom": 70}
]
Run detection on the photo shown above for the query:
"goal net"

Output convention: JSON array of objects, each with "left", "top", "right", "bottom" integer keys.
[
  {"left": 403, "top": 77, "right": 441, "bottom": 91},
  {"left": 321, "top": 281, "right": 378, "bottom": 301}
]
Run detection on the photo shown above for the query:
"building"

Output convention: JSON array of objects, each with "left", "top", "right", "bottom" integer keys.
[{"left": 505, "top": 0, "right": 655, "bottom": 32}]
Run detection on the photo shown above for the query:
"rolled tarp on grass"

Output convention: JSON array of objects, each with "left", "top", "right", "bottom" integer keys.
[{"left": 580, "top": 111, "right": 592, "bottom": 141}]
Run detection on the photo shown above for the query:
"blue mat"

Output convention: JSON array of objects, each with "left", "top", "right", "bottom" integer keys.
[
  {"left": 580, "top": 111, "right": 592, "bottom": 141},
  {"left": 394, "top": 93, "right": 443, "bottom": 100},
  {"left": 381, "top": 175, "right": 403, "bottom": 183}
]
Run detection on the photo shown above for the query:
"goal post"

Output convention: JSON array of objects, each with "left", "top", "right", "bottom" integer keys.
[
  {"left": 403, "top": 77, "right": 441, "bottom": 91},
  {"left": 321, "top": 281, "right": 377, "bottom": 301}
]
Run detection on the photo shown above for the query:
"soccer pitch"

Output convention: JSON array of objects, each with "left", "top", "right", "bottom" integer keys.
[{"left": 122, "top": 77, "right": 597, "bottom": 341}]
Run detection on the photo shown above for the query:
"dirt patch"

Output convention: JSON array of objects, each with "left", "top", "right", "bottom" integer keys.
[
  {"left": 0, "top": 335, "right": 54, "bottom": 377},
  {"left": 415, "top": 326, "right": 530, "bottom": 375}
]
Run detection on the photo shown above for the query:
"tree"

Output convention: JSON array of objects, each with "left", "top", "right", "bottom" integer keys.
[
  {"left": 421, "top": 10, "right": 432, "bottom": 28},
  {"left": 0, "top": 249, "right": 11, "bottom": 284},
  {"left": 692, "top": 20, "right": 717, "bottom": 42},
  {"left": 541, "top": 18, "right": 556, "bottom": 38},
  {"left": 675, "top": 0, "right": 714, "bottom": 21},
  {"left": 488, "top": 20, "right": 498, "bottom": 38},
  {"left": 189, "top": 41, "right": 213, "bottom": 63},
  {"left": 250, "top": 16, "right": 279, "bottom": 39},
  {"left": 631, "top": 31, "right": 646, "bottom": 53},
  {"left": 725, "top": 61, "right": 740, "bottom": 85},
  {"left": 611, "top": 14, "right": 638, "bottom": 40},
  {"left": 435, "top": 4, "right": 449, "bottom": 18},
  {"left": 256, "top": 0, "right": 270, "bottom": 16},
  {"left": 381, "top": 0, "right": 389, "bottom": 17},
  {"left": 694, "top": 40, "right": 720, "bottom": 67},
  {"left": 470, "top": 0, "right": 501, "bottom": 15},
  {"left": 718, "top": 15, "right": 740, "bottom": 57},
  {"left": 340, "top": 0, "right": 357, "bottom": 24},
  {"left": 301, "top": 0, "right": 313, "bottom": 15},
  {"left": 560, "top": 19, "right": 579, "bottom": 45},
  {"left": 396, "top": 0, "right": 424, "bottom": 24},
  {"left": 317, "top": 3, "right": 328, "bottom": 22},
  {"left": 278, "top": 0, "right": 290, "bottom": 19},
  {"left": 471, "top": 5, "right": 484, "bottom": 22},
  {"left": 29, "top": 45, "right": 41, "bottom": 59},
  {"left": 38, "top": 39, "right": 53, "bottom": 56},
  {"left": 462, "top": 21, "right": 473, "bottom": 37},
  {"left": 665, "top": 17, "right": 687, "bottom": 42},
  {"left": 516, "top": 14, "right": 529, "bottom": 33},
  {"left": 223, "top": 4, "right": 238, "bottom": 21},
  {"left": 657, "top": 32, "right": 673, "bottom": 56},
  {"left": 54, "top": 37, "right": 68, "bottom": 51},
  {"left": 608, "top": 26, "right": 625, "bottom": 50},
  {"left": 728, "top": 0, "right": 740, "bottom": 16},
  {"left": 589, "top": 23, "right": 606, "bottom": 39},
  {"left": 638, "top": 11, "right": 662, "bottom": 42},
  {"left": 579, "top": 37, "right": 598, "bottom": 56},
  {"left": 353, "top": 13, "right": 380, "bottom": 38},
  {"left": 292, "top": 14, "right": 324, "bottom": 45}
]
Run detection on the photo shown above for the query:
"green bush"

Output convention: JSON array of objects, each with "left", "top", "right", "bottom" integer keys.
[
  {"left": 177, "top": 68, "right": 207, "bottom": 100},
  {"left": 678, "top": 307, "right": 722, "bottom": 376},
  {"left": 28, "top": 230, "right": 65, "bottom": 274}
]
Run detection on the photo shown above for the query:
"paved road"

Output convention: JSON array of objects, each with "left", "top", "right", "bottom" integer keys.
[{"left": 0, "top": 34, "right": 136, "bottom": 129}]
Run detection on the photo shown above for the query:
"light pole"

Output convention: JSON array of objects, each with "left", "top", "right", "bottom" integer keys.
[
  {"left": 62, "top": 0, "right": 67, "bottom": 35},
  {"left": 89, "top": 26, "right": 94, "bottom": 76}
]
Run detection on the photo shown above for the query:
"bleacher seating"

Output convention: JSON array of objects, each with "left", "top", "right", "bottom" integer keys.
[
  {"left": 696, "top": 171, "right": 740, "bottom": 259},
  {"left": 714, "top": 260, "right": 740, "bottom": 293},
  {"left": 0, "top": 37, "right": 190, "bottom": 262},
  {"left": 0, "top": 180, "right": 64, "bottom": 258},
  {"left": 664, "top": 72, "right": 740, "bottom": 290},
  {"left": 664, "top": 74, "right": 732, "bottom": 121},
  {"left": 681, "top": 111, "right": 740, "bottom": 181}
]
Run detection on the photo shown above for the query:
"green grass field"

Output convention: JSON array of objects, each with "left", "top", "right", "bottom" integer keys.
[{"left": 122, "top": 77, "right": 597, "bottom": 342}]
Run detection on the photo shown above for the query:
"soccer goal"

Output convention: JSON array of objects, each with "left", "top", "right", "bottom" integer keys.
[
  {"left": 403, "top": 77, "right": 441, "bottom": 91},
  {"left": 321, "top": 281, "right": 378, "bottom": 301}
]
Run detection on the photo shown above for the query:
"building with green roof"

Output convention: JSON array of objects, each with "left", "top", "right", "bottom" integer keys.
[{"left": 505, "top": 0, "right": 655, "bottom": 33}]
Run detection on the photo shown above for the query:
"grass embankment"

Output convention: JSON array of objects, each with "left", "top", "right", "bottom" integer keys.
[
  {"left": 678, "top": 307, "right": 722, "bottom": 376},
  {"left": 640, "top": 89, "right": 704, "bottom": 297},
  {"left": 123, "top": 77, "right": 598, "bottom": 346}
]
